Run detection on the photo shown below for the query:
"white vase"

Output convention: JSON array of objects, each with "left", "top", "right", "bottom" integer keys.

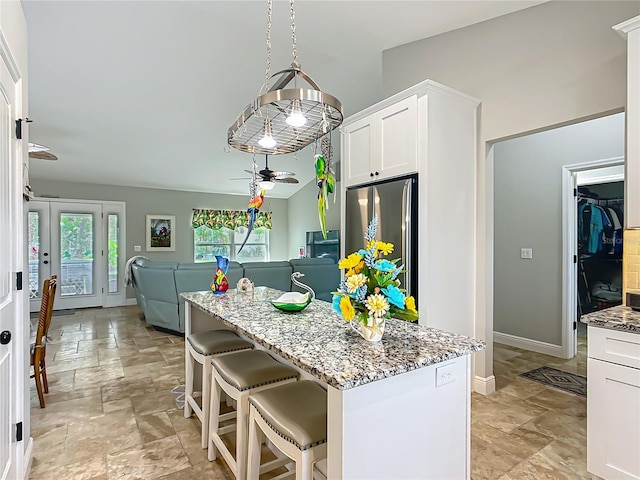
[{"left": 350, "top": 316, "right": 385, "bottom": 343}]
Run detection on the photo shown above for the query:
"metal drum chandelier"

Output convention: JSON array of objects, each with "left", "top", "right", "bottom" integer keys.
[{"left": 227, "top": 0, "right": 343, "bottom": 155}]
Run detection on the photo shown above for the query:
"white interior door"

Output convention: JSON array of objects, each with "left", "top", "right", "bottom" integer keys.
[
  {"left": 50, "top": 202, "right": 104, "bottom": 310},
  {"left": 0, "top": 28, "right": 23, "bottom": 480},
  {"left": 27, "top": 201, "right": 50, "bottom": 312}
]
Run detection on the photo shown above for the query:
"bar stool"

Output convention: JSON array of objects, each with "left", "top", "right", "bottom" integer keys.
[
  {"left": 208, "top": 349, "right": 299, "bottom": 480},
  {"left": 247, "top": 380, "right": 327, "bottom": 480},
  {"left": 184, "top": 329, "right": 254, "bottom": 449}
]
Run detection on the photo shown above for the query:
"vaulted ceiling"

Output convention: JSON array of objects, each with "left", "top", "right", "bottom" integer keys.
[{"left": 23, "top": 0, "right": 544, "bottom": 199}]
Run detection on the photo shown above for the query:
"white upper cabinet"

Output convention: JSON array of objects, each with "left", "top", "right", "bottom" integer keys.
[{"left": 342, "top": 95, "right": 417, "bottom": 187}]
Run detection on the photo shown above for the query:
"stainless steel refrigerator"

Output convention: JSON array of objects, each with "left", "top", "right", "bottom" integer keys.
[{"left": 345, "top": 174, "right": 418, "bottom": 304}]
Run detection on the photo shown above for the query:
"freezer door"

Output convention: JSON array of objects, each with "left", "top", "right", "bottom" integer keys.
[{"left": 372, "top": 178, "right": 413, "bottom": 295}]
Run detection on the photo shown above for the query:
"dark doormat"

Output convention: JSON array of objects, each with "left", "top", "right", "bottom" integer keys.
[
  {"left": 30, "top": 309, "right": 76, "bottom": 318},
  {"left": 520, "top": 366, "right": 587, "bottom": 397}
]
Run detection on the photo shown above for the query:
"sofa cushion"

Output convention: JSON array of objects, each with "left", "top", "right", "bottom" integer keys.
[
  {"left": 289, "top": 258, "right": 339, "bottom": 302},
  {"left": 242, "top": 261, "right": 293, "bottom": 291}
]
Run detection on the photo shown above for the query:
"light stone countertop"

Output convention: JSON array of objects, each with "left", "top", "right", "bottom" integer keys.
[
  {"left": 580, "top": 305, "right": 640, "bottom": 334},
  {"left": 182, "top": 287, "right": 485, "bottom": 390}
]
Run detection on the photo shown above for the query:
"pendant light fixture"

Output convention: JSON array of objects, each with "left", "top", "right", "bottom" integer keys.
[{"left": 228, "top": 0, "right": 343, "bottom": 155}]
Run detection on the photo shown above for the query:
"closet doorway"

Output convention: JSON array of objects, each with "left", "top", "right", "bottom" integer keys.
[{"left": 562, "top": 158, "right": 624, "bottom": 358}]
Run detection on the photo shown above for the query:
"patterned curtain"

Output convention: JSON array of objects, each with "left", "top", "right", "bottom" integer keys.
[{"left": 191, "top": 209, "right": 272, "bottom": 230}]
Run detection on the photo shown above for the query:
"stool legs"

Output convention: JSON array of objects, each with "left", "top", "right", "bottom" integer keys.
[
  {"left": 209, "top": 369, "right": 297, "bottom": 480},
  {"left": 184, "top": 345, "right": 195, "bottom": 419},
  {"left": 184, "top": 345, "right": 214, "bottom": 449},
  {"left": 246, "top": 407, "right": 262, "bottom": 480}
]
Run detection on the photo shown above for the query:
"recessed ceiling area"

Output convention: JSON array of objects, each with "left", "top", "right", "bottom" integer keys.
[{"left": 23, "top": 0, "right": 545, "bottom": 199}]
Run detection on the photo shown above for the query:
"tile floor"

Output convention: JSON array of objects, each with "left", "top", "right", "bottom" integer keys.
[{"left": 28, "top": 306, "right": 588, "bottom": 479}]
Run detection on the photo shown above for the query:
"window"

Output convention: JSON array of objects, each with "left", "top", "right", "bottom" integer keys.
[{"left": 194, "top": 225, "right": 269, "bottom": 263}]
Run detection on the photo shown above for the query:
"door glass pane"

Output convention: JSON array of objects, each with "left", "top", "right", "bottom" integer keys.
[
  {"left": 108, "top": 214, "right": 118, "bottom": 293},
  {"left": 59, "top": 213, "right": 94, "bottom": 297},
  {"left": 28, "top": 211, "right": 40, "bottom": 299}
]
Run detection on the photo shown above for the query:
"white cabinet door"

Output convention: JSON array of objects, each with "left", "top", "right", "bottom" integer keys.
[
  {"left": 587, "top": 357, "right": 640, "bottom": 480},
  {"left": 343, "top": 116, "right": 373, "bottom": 187},
  {"left": 378, "top": 95, "right": 418, "bottom": 182},
  {"left": 342, "top": 95, "right": 418, "bottom": 187}
]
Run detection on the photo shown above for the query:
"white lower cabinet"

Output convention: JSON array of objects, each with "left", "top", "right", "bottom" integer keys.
[{"left": 587, "top": 327, "right": 640, "bottom": 480}]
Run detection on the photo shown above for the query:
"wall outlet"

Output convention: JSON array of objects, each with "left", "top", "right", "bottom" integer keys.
[
  {"left": 436, "top": 363, "right": 456, "bottom": 387},
  {"left": 134, "top": 245, "right": 141, "bottom": 252},
  {"left": 520, "top": 248, "right": 533, "bottom": 259}
]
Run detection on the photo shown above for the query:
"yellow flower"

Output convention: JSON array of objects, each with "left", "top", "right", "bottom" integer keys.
[
  {"left": 377, "top": 242, "right": 394, "bottom": 255},
  {"left": 366, "top": 239, "right": 377, "bottom": 251},
  {"left": 346, "top": 273, "right": 368, "bottom": 293},
  {"left": 365, "top": 293, "right": 389, "bottom": 318},
  {"left": 405, "top": 295, "right": 417, "bottom": 314},
  {"left": 338, "top": 253, "right": 363, "bottom": 272},
  {"left": 340, "top": 296, "right": 356, "bottom": 321},
  {"left": 346, "top": 260, "right": 364, "bottom": 277}
]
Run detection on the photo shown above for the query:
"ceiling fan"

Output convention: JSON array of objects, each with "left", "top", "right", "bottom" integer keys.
[
  {"left": 233, "top": 155, "right": 299, "bottom": 190},
  {"left": 28, "top": 143, "right": 58, "bottom": 161}
]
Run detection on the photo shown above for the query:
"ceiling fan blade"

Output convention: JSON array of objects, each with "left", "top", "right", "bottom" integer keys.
[
  {"left": 29, "top": 151, "right": 58, "bottom": 161},
  {"left": 229, "top": 177, "right": 252, "bottom": 181},
  {"left": 270, "top": 171, "right": 295, "bottom": 178},
  {"left": 272, "top": 177, "right": 299, "bottom": 184},
  {"left": 243, "top": 169, "right": 255, "bottom": 175}
]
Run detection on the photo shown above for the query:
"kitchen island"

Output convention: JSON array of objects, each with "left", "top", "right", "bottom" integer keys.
[
  {"left": 183, "top": 288, "right": 485, "bottom": 479},
  {"left": 581, "top": 306, "right": 640, "bottom": 480}
]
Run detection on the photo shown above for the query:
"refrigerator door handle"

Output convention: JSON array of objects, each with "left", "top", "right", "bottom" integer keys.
[{"left": 404, "top": 179, "right": 412, "bottom": 296}]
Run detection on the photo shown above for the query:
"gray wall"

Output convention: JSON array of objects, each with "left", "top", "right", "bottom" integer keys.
[
  {"left": 494, "top": 113, "right": 624, "bottom": 345},
  {"left": 30, "top": 179, "right": 290, "bottom": 298},
  {"left": 381, "top": 0, "right": 638, "bottom": 373},
  {"left": 287, "top": 179, "right": 341, "bottom": 260},
  {"left": 382, "top": 1, "right": 638, "bottom": 142}
]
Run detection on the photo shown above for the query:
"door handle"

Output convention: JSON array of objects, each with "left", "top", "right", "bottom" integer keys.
[{"left": 0, "top": 331, "right": 11, "bottom": 345}]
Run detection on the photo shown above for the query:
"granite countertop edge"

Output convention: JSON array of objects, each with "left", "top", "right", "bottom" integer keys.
[
  {"left": 183, "top": 290, "right": 486, "bottom": 390},
  {"left": 580, "top": 305, "right": 640, "bottom": 334}
]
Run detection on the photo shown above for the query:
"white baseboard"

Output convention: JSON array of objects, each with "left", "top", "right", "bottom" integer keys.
[
  {"left": 473, "top": 375, "right": 496, "bottom": 396},
  {"left": 124, "top": 298, "right": 138, "bottom": 306},
  {"left": 23, "top": 437, "right": 33, "bottom": 480},
  {"left": 494, "top": 331, "right": 564, "bottom": 358}
]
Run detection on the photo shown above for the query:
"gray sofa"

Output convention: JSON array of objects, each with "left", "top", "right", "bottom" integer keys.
[{"left": 130, "top": 257, "right": 339, "bottom": 333}]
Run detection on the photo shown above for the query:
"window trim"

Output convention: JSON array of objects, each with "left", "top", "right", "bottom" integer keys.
[{"left": 193, "top": 225, "right": 270, "bottom": 262}]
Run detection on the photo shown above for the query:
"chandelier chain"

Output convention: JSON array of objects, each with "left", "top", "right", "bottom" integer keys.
[
  {"left": 262, "top": 0, "right": 273, "bottom": 94},
  {"left": 290, "top": 0, "right": 299, "bottom": 68}
]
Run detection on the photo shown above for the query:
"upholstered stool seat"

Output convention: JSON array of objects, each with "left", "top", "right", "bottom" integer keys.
[
  {"left": 247, "top": 381, "right": 327, "bottom": 480},
  {"left": 184, "top": 329, "right": 253, "bottom": 449},
  {"left": 208, "top": 350, "right": 299, "bottom": 480}
]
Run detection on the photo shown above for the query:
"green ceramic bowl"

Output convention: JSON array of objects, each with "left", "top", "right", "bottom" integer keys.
[{"left": 271, "top": 292, "right": 312, "bottom": 312}]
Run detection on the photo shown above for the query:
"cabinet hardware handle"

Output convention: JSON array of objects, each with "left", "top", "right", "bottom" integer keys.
[
  {"left": 375, "top": 171, "right": 379, "bottom": 176},
  {"left": 370, "top": 173, "right": 374, "bottom": 177}
]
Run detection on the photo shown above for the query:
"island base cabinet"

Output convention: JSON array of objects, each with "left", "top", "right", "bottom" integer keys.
[
  {"left": 327, "top": 355, "right": 471, "bottom": 480},
  {"left": 587, "top": 357, "right": 640, "bottom": 480}
]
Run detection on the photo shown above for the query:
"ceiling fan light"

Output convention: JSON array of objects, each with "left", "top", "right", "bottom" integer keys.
[
  {"left": 258, "top": 119, "right": 277, "bottom": 149},
  {"left": 258, "top": 180, "right": 275, "bottom": 190},
  {"left": 285, "top": 99, "right": 307, "bottom": 127}
]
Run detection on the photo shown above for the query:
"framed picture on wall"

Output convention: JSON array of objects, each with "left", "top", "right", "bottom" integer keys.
[{"left": 146, "top": 214, "right": 175, "bottom": 252}]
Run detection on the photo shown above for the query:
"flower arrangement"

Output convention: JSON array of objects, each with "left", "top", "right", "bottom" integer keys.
[{"left": 332, "top": 215, "right": 419, "bottom": 329}]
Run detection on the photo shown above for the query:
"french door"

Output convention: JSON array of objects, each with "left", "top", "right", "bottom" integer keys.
[{"left": 28, "top": 199, "right": 126, "bottom": 311}]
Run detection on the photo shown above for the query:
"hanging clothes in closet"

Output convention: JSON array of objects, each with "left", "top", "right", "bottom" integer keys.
[{"left": 578, "top": 196, "right": 623, "bottom": 256}]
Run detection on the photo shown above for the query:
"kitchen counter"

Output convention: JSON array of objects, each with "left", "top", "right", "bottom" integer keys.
[
  {"left": 181, "top": 287, "right": 485, "bottom": 390},
  {"left": 183, "top": 288, "right": 485, "bottom": 479},
  {"left": 580, "top": 305, "right": 640, "bottom": 334}
]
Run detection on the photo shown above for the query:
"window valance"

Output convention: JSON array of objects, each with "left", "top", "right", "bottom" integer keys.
[{"left": 191, "top": 209, "right": 272, "bottom": 230}]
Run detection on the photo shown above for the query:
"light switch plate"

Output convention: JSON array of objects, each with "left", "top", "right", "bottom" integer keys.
[
  {"left": 134, "top": 245, "right": 141, "bottom": 252},
  {"left": 521, "top": 248, "right": 533, "bottom": 259}
]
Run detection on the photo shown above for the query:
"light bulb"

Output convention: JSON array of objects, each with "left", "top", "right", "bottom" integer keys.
[
  {"left": 286, "top": 100, "right": 307, "bottom": 127},
  {"left": 258, "top": 118, "right": 277, "bottom": 149},
  {"left": 258, "top": 180, "right": 275, "bottom": 190}
]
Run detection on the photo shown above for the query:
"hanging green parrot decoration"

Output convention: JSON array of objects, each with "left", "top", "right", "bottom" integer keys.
[{"left": 315, "top": 135, "right": 336, "bottom": 239}]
